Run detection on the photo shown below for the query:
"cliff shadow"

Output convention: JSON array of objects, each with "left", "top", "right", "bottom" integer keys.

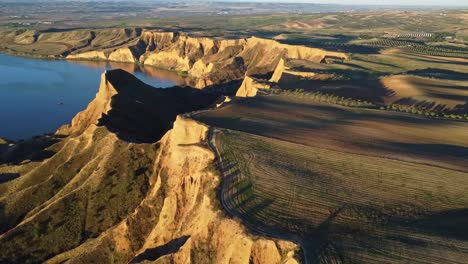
[
  {"left": 130, "top": 235, "right": 190, "bottom": 263},
  {"left": 0, "top": 173, "right": 21, "bottom": 184},
  {"left": 410, "top": 208, "right": 468, "bottom": 241},
  {"left": 95, "top": 70, "right": 220, "bottom": 143},
  {"left": 0, "top": 134, "right": 64, "bottom": 165}
]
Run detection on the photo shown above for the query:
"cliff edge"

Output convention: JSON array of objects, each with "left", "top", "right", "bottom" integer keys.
[{"left": 0, "top": 70, "right": 300, "bottom": 263}]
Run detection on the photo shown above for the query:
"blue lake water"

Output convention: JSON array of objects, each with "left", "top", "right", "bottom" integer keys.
[{"left": 0, "top": 54, "right": 185, "bottom": 140}]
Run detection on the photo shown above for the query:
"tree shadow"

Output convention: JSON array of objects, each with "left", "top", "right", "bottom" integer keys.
[
  {"left": 411, "top": 208, "right": 468, "bottom": 241},
  {"left": 277, "top": 73, "right": 387, "bottom": 103},
  {"left": 129, "top": 235, "right": 191, "bottom": 263},
  {"left": 277, "top": 36, "right": 381, "bottom": 55},
  {"left": 406, "top": 68, "right": 468, "bottom": 81}
]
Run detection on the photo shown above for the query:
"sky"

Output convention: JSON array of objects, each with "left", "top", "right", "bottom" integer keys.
[{"left": 208, "top": 0, "right": 468, "bottom": 6}]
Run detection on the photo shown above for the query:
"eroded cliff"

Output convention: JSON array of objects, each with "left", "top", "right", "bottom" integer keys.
[
  {"left": 0, "top": 28, "right": 347, "bottom": 89},
  {"left": 0, "top": 70, "right": 300, "bottom": 263}
]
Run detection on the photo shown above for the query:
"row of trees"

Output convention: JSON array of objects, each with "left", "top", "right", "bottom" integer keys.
[
  {"left": 361, "top": 38, "right": 468, "bottom": 58},
  {"left": 270, "top": 88, "right": 375, "bottom": 108},
  {"left": 268, "top": 89, "right": 468, "bottom": 121},
  {"left": 383, "top": 104, "right": 468, "bottom": 120}
]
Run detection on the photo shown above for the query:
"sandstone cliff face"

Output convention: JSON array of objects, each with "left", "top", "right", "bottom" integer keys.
[
  {"left": 59, "top": 71, "right": 117, "bottom": 135},
  {"left": 60, "top": 29, "right": 348, "bottom": 88},
  {"left": 2, "top": 28, "right": 346, "bottom": 88},
  {"left": 108, "top": 47, "right": 140, "bottom": 63},
  {"left": 236, "top": 76, "right": 271, "bottom": 97},
  {"left": 67, "top": 51, "right": 109, "bottom": 61},
  {"left": 270, "top": 58, "right": 286, "bottom": 83},
  {"left": 0, "top": 70, "right": 300, "bottom": 263},
  {"left": 46, "top": 116, "right": 299, "bottom": 264},
  {"left": 132, "top": 116, "right": 300, "bottom": 264}
]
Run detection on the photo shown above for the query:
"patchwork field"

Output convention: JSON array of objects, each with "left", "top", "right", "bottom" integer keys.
[{"left": 196, "top": 94, "right": 468, "bottom": 263}]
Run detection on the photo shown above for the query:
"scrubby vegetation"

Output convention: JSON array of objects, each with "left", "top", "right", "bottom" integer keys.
[{"left": 0, "top": 127, "right": 158, "bottom": 263}]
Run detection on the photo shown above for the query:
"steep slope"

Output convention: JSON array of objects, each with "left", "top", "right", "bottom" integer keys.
[
  {"left": 58, "top": 69, "right": 218, "bottom": 142},
  {"left": 0, "top": 70, "right": 300, "bottom": 263},
  {"left": 0, "top": 29, "right": 348, "bottom": 89},
  {"left": 236, "top": 76, "right": 272, "bottom": 97}
]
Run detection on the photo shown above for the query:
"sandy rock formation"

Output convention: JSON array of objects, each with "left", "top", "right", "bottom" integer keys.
[
  {"left": 270, "top": 58, "right": 286, "bottom": 82},
  {"left": 188, "top": 59, "right": 214, "bottom": 77},
  {"left": 67, "top": 51, "right": 108, "bottom": 61},
  {"left": 67, "top": 30, "right": 346, "bottom": 88},
  {"left": 236, "top": 76, "right": 271, "bottom": 97},
  {"left": 59, "top": 69, "right": 219, "bottom": 142},
  {"left": 140, "top": 31, "right": 176, "bottom": 51},
  {"left": 59, "top": 71, "right": 116, "bottom": 135},
  {"left": 0, "top": 70, "right": 300, "bottom": 263},
  {"left": 108, "top": 47, "right": 139, "bottom": 63},
  {"left": 45, "top": 116, "right": 300, "bottom": 264},
  {"left": 2, "top": 28, "right": 347, "bottom": 88},
  {"left": 142, "top": 49, "right": 192, "bottom": 71},
  {"left": 138, "top": 33, "right": 347, "bottom": 88},
  {"left": 133, "top": 116, "right": 300, "bottom": 264}
]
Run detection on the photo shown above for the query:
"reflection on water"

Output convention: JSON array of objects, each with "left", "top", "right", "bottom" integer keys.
[
  {"left": 0, "top": 54, "right": 187, "bottom": 140},
  {"left": 68, "top": 60, "right": 187, "bottom": 87}
]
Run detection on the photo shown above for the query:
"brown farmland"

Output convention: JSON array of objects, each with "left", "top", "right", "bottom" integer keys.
[
  {"left": 195, "top": 95, "right": 468, "bottom": 172},
  {"left": 195, "top": 94, "right": 468, "bottom": 263}
]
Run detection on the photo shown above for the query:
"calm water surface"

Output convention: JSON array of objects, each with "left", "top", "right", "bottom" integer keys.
[{"left": 0, "top": 54, "right": 185, "bottom": 140}]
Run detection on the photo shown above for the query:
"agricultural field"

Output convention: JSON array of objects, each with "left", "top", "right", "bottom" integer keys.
[
  {"left": 196, "top": 94, "right": 468, "bottom": 263},
  {"left": 195, "top": 95, "right": 468, "bottom": 173},
  {"left": 382, "top": 75, "right": 468, "bottom": 110},
  {"left": 215, "top": 130, "right": 468, "bottom": 263}
]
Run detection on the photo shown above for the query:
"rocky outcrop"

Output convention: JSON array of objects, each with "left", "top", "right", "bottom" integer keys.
[
  {"left": 0, "top": 28, "right": 346, "bottom": 88},
  {"left": 132, "top": 116, "right": 299, "bottom": 263},
  {"left": 0, "top": 71, "right": 300, "bottom": 263},
  {"left": 236, "top": 76, "right": 271, "bottom": 97},
  {"left": 135, "top": 33, "right": 346, "bottom": 88},
  {"left": 108, "top": 47, "right": 139, "bottom": 63},
  {"left": 67, "top": 51, "right": 108, "bottom": 61},
  {"left": 46, "top": 116, "right": 300, "bottom": 264},
  {"left": 188, "top": 59, "right": 214, "bottom": 77},
  {"left": 270, "top": 58, "right": 286, "bottom": 83},
  {"left": 58, "top": 69, "right": 219, "bottom": 142}
]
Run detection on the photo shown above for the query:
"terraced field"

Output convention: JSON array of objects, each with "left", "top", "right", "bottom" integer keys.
[{"left": 195, "top": 94, "right": 468, "bottom": 263}]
